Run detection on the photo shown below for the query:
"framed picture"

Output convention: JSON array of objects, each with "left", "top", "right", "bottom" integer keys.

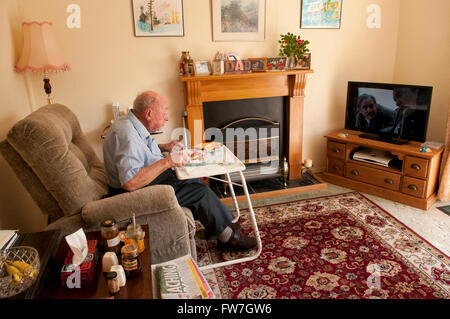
[
  {"left": 212, "top": 0, "right": 266, "bottom": 41},
  {"left": 300, "top": 0, "right": 342, "bottom": 29},
  {"left": 249, "top": 58, "right": 267, "bottom": 72},
  {"left": 294, "top": 53, "right": 311, "bottom": 69},
  {"left": 194, "top": 61, "right": 211, "bottom": 75},
  {"left": 132, "top": 0, "right": 184, "bottom": 37},
  {"left": 266, "top": 57, "right": 286, "bottom": 72}
]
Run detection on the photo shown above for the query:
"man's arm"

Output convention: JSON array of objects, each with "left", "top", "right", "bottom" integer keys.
[{"left": 122, "top": 151, "right": 190, "bottom": 192}]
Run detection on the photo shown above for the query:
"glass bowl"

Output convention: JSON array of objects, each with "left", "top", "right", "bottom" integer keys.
[{"left": 0, "top": 246, "right": 40, "bottom": 298}]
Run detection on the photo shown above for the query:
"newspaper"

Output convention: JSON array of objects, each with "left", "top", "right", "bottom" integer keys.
[{"left": 151, "top": 254, "right": 214, "bottom": 299}]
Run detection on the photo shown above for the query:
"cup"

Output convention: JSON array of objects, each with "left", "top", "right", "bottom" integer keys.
[{"left": 119, "top": 224, "right": 145, "bottom": 254}]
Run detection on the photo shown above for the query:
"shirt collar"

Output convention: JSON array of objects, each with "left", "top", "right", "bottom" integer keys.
[{"left": 128, "top": 111, "right": 150, "bottom": 141}]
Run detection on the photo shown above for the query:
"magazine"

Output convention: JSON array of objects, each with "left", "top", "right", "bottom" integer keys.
[{"left": 151, "top": 254, "right": 214, "bottom": 299}]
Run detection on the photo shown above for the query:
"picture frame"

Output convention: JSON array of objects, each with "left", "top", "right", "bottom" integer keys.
[
  {"left": 194, "top": 61, "right": 212, "bottom": 76},
  {"left": 249, "top": 58, "right": 267, "bottom": 72},
  {"left": 132, "top": 0, "right": 184, "bottom": 37},
  {"left": 266, "top": 57, "right": 287, "bottom": 72},
  {"left": 300, "top": 0, "right": 342, "bottom": 29},
  {"left": 294, "top": 53, "right": 311, "bottom": 69},
  {"left": 212, "top": 0, "right": 266, "bottom": 41}
]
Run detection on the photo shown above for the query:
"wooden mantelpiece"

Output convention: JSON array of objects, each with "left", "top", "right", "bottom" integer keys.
[{"left": 180, "top": 70, "right": 314, "bottom": 180}]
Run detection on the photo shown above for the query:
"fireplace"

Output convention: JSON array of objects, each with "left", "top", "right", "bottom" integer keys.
[
  {"left": 203, "top": 96, "right": 286, "bottom": 184},
  {"left": 180, "top": 70, "right": 327, "bottom": 201}
]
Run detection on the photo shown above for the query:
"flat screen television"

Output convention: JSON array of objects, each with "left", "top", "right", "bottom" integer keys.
[{"left": 345, "top": 81, "right": 433, "bottom": 144}]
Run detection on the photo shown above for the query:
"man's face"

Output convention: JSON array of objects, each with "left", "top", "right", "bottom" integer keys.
[
  {"left": 359, "top": 98, "right": 378, "bottom": 120},
  {"left": 393, "top": 88, "right": 416, "bottom": 109},
  {"left": 146, "top": 98, "right": 169, "bottom": 132}
]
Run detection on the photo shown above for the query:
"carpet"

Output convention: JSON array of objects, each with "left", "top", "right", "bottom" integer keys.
[{"left": 196, "top": 192, "right": 450, "bottom": 299}]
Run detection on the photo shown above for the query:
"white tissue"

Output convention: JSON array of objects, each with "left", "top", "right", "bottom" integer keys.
[{"left": 65, "top": 228, "right": 88, "bottom": 266}]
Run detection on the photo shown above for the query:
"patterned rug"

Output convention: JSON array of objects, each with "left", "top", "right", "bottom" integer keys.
[{"left": 196, "top": 192, "right": 449, "bottom": 299}]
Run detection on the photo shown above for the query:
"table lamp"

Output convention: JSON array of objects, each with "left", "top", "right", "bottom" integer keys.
[{"left": 15, "top": 21, "right": 70, "bottom": 105}]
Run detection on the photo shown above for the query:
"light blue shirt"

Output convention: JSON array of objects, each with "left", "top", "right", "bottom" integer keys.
[{"left": 103, "top": 111, "right": 164, "bottom": 188}]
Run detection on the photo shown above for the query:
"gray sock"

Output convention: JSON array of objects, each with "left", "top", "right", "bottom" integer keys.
[{"left": 218, "top": 226, "right": 233, "bottom": 243}]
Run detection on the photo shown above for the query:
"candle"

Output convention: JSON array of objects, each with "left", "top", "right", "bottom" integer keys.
[{"left": 304, "top": 159, "right": 313, "bottom": 168}]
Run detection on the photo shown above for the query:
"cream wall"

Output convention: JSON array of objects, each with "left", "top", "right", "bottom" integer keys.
[
  {"left": 393, "top": 0, "right": 450, "bottom": 142},
  {"left": 0, "top": 0, "right": 446, "bottom": 232}
]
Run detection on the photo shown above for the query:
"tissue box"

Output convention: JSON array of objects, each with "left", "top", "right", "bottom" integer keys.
[{"left": 60, "top": 240, "right": 99, "bottom": 288}]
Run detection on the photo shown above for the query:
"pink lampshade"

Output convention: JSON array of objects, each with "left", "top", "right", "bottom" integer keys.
[{"left": 15, "top": 21, "right": 70, "bottom": 73}]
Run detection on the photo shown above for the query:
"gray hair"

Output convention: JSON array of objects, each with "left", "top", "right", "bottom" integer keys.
[{"left": 133, "top": 91, "right": 162, "bottom": 114}]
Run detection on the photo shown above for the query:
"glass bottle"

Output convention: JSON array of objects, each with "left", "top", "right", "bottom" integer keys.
[
  {"left": 100, "top": 219, "right": 121, "bottom": 255},
  {"left": 121, "top": 243, "right": 141, "bottom": 277}
]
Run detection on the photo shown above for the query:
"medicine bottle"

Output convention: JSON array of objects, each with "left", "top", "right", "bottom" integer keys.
[{"left": 101, "top": 219, "right": 121, "bottom": 255}]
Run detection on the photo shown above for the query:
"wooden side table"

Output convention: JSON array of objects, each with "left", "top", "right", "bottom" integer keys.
[{"left": 39, "top": 225, "right": 152, "bottom": 299}]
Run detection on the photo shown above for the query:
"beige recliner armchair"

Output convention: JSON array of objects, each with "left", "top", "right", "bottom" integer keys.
[{"left": 0, "top": 104, "right": 196, "bottom": 264}]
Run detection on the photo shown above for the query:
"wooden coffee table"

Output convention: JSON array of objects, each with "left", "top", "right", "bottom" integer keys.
[{"left": 39, "top": 225, "right": 152, "bottom": 299}]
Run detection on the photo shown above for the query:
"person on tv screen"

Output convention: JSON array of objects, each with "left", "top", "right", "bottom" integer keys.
[
  {"left": 354, "top": 94, "right": 395, "bottom": 131},
  {"left": 389, "top": 87, "right": 428, "bottom": 138}
]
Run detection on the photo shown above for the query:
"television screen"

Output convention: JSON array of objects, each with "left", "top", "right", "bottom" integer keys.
[{"left": 345, "top": 81, "right": 433, "bottom": 143}]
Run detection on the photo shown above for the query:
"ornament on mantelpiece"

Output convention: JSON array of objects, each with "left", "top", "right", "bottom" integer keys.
[{"left": 212, "top": 51, "right": 225, "bottom": 75}]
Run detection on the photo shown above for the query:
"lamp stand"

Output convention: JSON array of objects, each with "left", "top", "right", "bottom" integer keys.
[{"left": 43, "top": 73, "right": 53, "bottom": 104}]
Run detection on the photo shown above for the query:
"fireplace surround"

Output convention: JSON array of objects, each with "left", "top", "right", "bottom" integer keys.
[{"left": 180, "top": 70, "right": 327, "bottom": 200}]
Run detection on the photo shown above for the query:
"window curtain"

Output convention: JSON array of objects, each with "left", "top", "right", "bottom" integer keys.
[{"left": 437, "top": 102, "right": 450, "bottom": 201}]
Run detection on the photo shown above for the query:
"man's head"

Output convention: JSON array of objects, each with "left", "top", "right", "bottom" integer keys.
[
  {"left": 393, "top": 88, "right": 418, "bottom": 109},
  {"left": 357, "top": 94, "right": 378, "bottom": 120},
  {"left": 133, "top": 91, "right": 169, "bottom": 132}
]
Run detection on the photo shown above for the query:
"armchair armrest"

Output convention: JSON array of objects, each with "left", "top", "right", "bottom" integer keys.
[{"left": 81, "top": 185, "right": 179, "bottom": 227}]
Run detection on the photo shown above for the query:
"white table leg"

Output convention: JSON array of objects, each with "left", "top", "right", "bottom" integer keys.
[
  {"left": 199, "top": 171, "right": 262, "bottom": 271},
  {"left": 226, "top": 173, "right": 240, "bottom": 223}
]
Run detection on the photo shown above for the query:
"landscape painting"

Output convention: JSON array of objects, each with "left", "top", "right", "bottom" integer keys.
[
  {"left": 300, "top": 0, "right": 342, "bottom": 29},
  {"left": 212, "top": 0, "right": 265, "bottom": 41},
  {"left": 132, "top": 0, "right": 184, "bottom": 37}
]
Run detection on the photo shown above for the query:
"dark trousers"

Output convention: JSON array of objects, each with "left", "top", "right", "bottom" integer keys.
[{"left": 111, "top": 169, "right": 233, "bottom": 237}]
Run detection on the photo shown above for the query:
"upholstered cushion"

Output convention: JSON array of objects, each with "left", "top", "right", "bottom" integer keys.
[{"left": 6, "top": 104, "right": 108, "bottom": 217}]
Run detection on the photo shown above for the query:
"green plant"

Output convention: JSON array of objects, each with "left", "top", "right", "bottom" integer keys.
[{"left": 278, "top": 32, "right": 310, "bottom": 59}]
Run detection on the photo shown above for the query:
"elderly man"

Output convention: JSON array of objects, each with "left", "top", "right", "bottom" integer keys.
[{"left": 103, "top": 91, "right": 257, "bottom": 251}]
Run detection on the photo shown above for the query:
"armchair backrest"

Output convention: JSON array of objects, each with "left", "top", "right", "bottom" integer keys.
[{"left": 1, "top": 104, "right": 109, "bottom": 223}]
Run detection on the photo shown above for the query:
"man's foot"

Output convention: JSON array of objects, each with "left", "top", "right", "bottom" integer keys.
[{"left": 218, "top": 228, "right": 257, "bottom": 252}]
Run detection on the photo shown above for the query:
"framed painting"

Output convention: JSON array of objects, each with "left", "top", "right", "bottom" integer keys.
[
  {"left": 132, "top": 0, "right": 184, "bottom": 37},
  {"left": 212, "top": 0, "right": 266, "bottom": 41},
  {"left": 300, "top": 0, "right": 342, "bottom": 29}
]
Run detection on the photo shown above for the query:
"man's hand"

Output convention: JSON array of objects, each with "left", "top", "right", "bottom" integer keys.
[
  {"left": 168, "top": 150, "right": 190, "bottom": 168},
  {"left": 159, "top": 140, "right": 184, "bottom": 153}
]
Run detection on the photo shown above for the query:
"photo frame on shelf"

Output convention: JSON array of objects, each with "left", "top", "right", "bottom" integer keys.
[
  {"left": 132, "top": 0, "right": 184, "bottom": 37},
  {"left": 249, "top": 58, "right": 267, "bottom": 72},
  {"left": 294, "top": 53, "right": 311, "bottom": 69},
  {"left": 194, "top": 61, "right": 212, "bottom": 75},
  {"left": 212, "top": 0, "right": 266, "bottom": 41},
  {"left": 300, "top": 0, "right": 342, "bottom": 29},
  {"left": 266, "top": 57, "right": 286, "bottom": 72}
]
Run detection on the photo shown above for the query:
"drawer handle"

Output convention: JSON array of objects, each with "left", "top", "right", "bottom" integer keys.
[
  {"left": 408, "top": 184, "right": 418, "bottom": 191},
  {"left": 384, "top": 178, "right": 393, "bottom": 185},
  {"left": 333, "top": 165, "right": 340, "bottom": 171},
  {"left": 333, "top": 148, "right": 340, "bottom": 153},
  {"left": 351, "top": 169, "right": 359, "bottom": 176},
  {"left": 411, "top": 164, "right": 421, "bottom": 171}
]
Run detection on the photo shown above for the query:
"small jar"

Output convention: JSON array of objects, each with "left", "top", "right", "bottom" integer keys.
[
  {"left": 121, "top": 243, "right": 141, "bottom": 277},
  {"left": 105, "top": 271, "right": 120, "bottom": 294},
  {"left": 126, "top": 224, "right": 145, "bottom": 254},
  {"left": 101, "top": 219, "right": 121, "bottom": 255}
]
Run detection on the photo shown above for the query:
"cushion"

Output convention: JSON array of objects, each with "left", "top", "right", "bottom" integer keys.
[{"left": 6, "top": 104, "right": 108, "bottom": 217}]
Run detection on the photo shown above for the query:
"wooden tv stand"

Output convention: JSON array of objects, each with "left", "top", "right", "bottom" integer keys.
[{"left": 323, "top": 130, "right": 444, "bottom": 210}]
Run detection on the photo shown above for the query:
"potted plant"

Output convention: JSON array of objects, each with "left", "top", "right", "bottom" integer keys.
[{"left": 278, "top": 32, "right": 310, "bottom": 70}]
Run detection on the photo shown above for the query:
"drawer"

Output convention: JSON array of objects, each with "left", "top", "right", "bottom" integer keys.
[
  {"left": 346, "top": 163, "right": 401, "bottom": 191},
  {"left": 401, "top": 176, "right": 426, "bottom": 198},
  {"left": 404, "top": 156, "right": 429, "bottom": 179},
  {"left": 327, "top": 141, "right": 346, "bottom": 159},
  {"left": 328, "top": 158, "right": 345, "bottom": 176}
]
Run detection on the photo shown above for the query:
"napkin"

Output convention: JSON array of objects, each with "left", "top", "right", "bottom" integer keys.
[{"left": 65, "top": 228, "right": 88, "bottom": 266}]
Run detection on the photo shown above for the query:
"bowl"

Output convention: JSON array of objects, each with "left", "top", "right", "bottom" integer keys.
[{"left": 0, "top": 246, "right": 40, "bottom": 298}]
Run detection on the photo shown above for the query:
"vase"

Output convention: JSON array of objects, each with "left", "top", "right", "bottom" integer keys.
[{"left": 286, "top": 56, "right": 296, "bottom": 70}]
